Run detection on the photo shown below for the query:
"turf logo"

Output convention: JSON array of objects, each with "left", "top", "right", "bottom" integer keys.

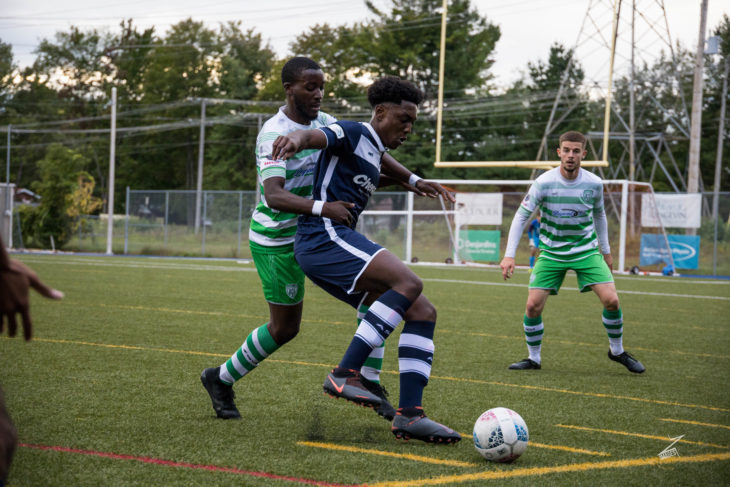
[{"left": 658, "top": 434, "right": 684, "bottom": 459}]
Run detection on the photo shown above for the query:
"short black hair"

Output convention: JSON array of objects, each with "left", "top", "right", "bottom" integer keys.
[
  {"left": 281, "top": 57, "right": 322, "bottom": 85},
  {"left": 367, "top": 76, "right": 424, "bottom": 107}
]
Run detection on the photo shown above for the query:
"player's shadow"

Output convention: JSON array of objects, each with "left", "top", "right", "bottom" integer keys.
[{"left": 305, "top": 406, "right": 383, "bottom": 444}]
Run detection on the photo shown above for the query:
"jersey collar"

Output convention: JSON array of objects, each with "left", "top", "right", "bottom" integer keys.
[{"left": 363, "top": 122, "right": 387, "bottom": 154}]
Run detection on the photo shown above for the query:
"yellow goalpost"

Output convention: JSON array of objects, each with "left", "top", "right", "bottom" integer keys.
[{"left": 432, "top": 0, "right": 620, "bottom": 170}]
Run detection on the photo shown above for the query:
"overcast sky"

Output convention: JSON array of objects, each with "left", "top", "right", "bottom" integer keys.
[{"left": 1, "top": 0, "right": 727, "bottom": 88}]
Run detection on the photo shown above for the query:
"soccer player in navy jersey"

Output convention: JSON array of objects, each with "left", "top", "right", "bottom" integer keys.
[
  {"left": 270, "top": 76, "right": 461, "bottom": 444},
  {"left": 200, "top": 57, "right": 448, "bottom": 423}
]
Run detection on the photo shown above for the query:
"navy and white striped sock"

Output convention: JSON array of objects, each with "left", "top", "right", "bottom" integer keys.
[
  {"left": 339, "top": 290, "right": 411, "bottom": 371},
  {"left": 398, "top": 320, "right": 436, "bottom": 408}
]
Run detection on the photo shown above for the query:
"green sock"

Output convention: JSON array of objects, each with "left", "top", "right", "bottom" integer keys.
[
  {"left": 523, "top": 314, "right": 544, "bottom": 363},
  {"left": 219, "top": 323, "right": 280, "bottom": 385},
  {"left": 357, "top": 304, "right": 384, "bottom": 383},
  {"left": 603, "top": 308, "right": 624, "bottom": 355}
]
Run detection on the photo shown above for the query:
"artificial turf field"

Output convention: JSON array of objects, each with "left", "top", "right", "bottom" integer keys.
[{"left": 1, "top": 254, "right": 729, "bottom": 486}]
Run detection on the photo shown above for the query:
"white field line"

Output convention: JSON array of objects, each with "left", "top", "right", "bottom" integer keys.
[
  {"left": 422, "top": 278, "right": 730, "bottom": 301},
  {"left": 15, "top": 257, "right": 257, "bottom": 273},
  {"left": 14, "top": 256, "right": 730, "bottom": 299}
]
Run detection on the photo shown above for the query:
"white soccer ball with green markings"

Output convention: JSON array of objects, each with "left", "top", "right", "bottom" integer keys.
[{"left": 473, "top": 407, "right": 529, "bottom": 462}]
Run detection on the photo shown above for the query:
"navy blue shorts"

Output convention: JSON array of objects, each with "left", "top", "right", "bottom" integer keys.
[{"left": 295, "top": 219, "right": 384, "bottom": 308}]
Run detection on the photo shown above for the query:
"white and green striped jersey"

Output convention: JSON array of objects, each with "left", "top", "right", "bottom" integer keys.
[
  {"left": 248, "top": 107, "right": 337, "bottom": 247},
  {"left": 509, "top": 167, "right": 610, "bottom": 262}
]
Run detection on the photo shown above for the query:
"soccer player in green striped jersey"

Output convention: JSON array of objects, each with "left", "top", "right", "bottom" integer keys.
[{"left": 499, "top": 131, "right": 645, "bottom": 374}]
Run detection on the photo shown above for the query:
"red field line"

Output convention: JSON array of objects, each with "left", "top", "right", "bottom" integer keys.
[{"left": 20, "top": 443, "right": 364, "bottom": 486}]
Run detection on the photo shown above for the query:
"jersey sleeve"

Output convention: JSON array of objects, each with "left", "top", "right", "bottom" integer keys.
[
  {"left": 256, "top": 130, "right": 287, "bottom": 181},
  {"left": 505, "top": 184, "right": 542, "bottom": 258},
  {"left": 517, "top": 182, "right": 542, "bottom": 218},
  {"left": 504, "top": 210, "right": 531, "bottom": 258},
  {"left": 319, "top": 120, "right": 360, "bottom": 155},
  {"left": 593, "top": 183, "right": 611, "bottom": 253}
]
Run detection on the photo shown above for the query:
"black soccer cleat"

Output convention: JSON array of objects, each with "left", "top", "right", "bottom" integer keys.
[
  {"left": 200, "top": 367, "right": 241, "bottom": 419},
  {"left": 369, "top": 381, "right": 397, "bottom": 421},
  {"left": 508, "top": 358, "right": 541, "bottom": 370},
  {"left": 391, "top": 409, "right": 461, "bottom": 444},
  {"left": 323, "top": 367, "right": 384, "bottom": 411},
  {"left": 608, "top": 350, "right": 646, "bottom": 374}
]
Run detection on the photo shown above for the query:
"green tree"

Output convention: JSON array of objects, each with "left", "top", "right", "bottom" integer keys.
[
  {"left": 18, "top": 144, "right": 90, "bottom": 247},
  {"left": 106, "top": 20, "right": 156, "bottom": 104},
  {"left": 0, "top": 39, "right": 15, "bottom": 103},
  {"left": 287, "top": 0, "right": 501, "bottom": 178}
]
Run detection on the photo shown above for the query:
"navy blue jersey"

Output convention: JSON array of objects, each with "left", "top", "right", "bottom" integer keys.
[{"left": 297, "top": 120, "right": 386, "bottom": 229}]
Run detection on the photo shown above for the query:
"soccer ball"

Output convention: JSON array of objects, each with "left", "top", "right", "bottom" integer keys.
[{"left": 473, "top": 407, "right": 529, "bottom": 462}]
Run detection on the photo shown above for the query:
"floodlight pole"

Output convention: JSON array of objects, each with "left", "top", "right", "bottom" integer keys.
[
  {"left": 4, "top": 124, "right": 10, "bottom": 249},
  {"left": 602, "top": 0, "right": 622, "bottom": 162},
  {"left": 712, "top": 56, "right": 728, "bottom": 275},
  {"left": 434, "top": 0, "right": 448, "bottom": 164},
  {"left": 687, "top": 0, "right": 709, "bottom": 197},
  {"left": 4, "top": 124, "right": 9, "bottom": 184},
  {"left": 629, "top": 0, "right": 636, "bottom": 182},
  {"left": 106, "top": 87, "right": 117, "bottom": 255},
  {"left": 195, "top": 99, "right": 206, "bottom": 234}
]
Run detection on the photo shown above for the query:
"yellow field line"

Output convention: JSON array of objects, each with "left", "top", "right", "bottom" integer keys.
[
  {"left": 529, "top": 441, "right": 610, "bottom": 457},
  {"left": 555, "top": 424, "right": 730, "bottom": 450},
  {"left": 25, "top": 337, "right": 228, "bottom": 358},
  {"left": 297, "top": 441, "right": 478, "bottom": 468},
  {"left": 366, "top": 452, "right": 730, "bottom": 486},
  {"left": 454, "top": 431, "right": 609, "bottom": 457},
  {"left": 442, "top": 330, "right": 730, "bottom": 360},
  {"left": 6, "top": 337, "right": 728, "bottom": 414},
  {"left": 66, "top": 302, "right": 730, "bottom": 360},
  {"left": 428, "top": 373, "right": 730, "bottom": 413},
  {"left": 658, "top": 418, "right": 730, "bottom": 430},
  {"left": 96, "top": 303, "right": 352, "bottom": 326}
]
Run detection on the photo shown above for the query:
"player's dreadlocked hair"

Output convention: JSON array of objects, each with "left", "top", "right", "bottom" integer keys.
[
  {"left": 367, "top": 76, "right": 424, "bottom": 107},
  {"left": 559, "top": 131, "right": 587, "bottom": 148},
  {"left": 281, "top": 57, "right": 322, "bottom": 85}
]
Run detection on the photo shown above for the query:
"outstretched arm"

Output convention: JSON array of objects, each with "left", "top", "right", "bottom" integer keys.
[
  {"left": 380, "top": 153, "right": 455, "bottom": 203},
  {"left": 271, "top": 129, "right": 327, "bottom": 161},
  {"left": 0, "top": 236, "right": 64, "bottom": 340}
]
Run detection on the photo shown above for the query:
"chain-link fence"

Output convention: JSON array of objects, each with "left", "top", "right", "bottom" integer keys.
[{"left": 14, "top": 187, "right": 730, "bottom": 276}]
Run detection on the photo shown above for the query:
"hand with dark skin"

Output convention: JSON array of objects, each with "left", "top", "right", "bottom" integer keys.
[
  {"left": 0, "top": 237, "right": 64, "bottom": 341},
  {"left": 0, "top": 236, "right": 63, "bottom": 483}
]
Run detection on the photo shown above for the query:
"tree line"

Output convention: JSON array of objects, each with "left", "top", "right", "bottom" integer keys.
[{"left": 0, "top": 0, "right": 728, "bottom": 247}]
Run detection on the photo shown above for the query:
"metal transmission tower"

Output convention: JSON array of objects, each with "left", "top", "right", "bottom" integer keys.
[{"left": 537, "top": 0, "right": 692, "bottom": 192}]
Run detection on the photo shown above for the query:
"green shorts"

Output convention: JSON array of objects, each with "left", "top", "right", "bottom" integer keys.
[
  {"left": 250, "top": 241, "right": 305, "bottom": 305},
  {"left": 528, "top": 252, "right": 613, "bottom": 295}
]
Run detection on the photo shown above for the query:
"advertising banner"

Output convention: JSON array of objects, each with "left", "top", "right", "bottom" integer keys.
[
  {"left": 641, "top": 193, "right": 702, "bottom": 228},
  {"left": 455, "top": 193, "right": 503, "bottom": 225},
  {"left": 639, "top": 234, "right": 700, "bottom": 269},
  {"left": 458, "top": 230, "right": 501, "bottom": 262}
]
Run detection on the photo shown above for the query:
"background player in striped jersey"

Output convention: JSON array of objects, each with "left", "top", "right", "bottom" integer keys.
[
  {"left": 499, "top": 131, "right": 645, "bottom": 374},
  {"left": 200, "top": 58, "right": 448, "bottom": 421},
  {"left": 270, "top": 76, "right": 460, "bottom": 444}
]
